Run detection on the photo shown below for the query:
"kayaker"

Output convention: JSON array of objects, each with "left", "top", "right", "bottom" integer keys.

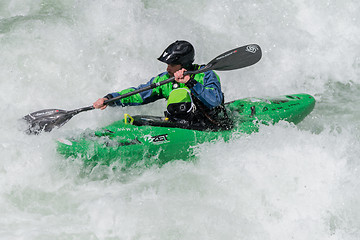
[{"left": 93, "top": 40, "right": 232, "bottom": 130}]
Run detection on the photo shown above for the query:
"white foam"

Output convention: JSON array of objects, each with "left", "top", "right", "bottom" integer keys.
[{"left": 0, "top": 0, "right": 359, "bottom": 239}]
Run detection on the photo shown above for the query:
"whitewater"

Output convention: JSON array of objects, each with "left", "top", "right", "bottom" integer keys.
[{"left": 0, "top": 0, "right": 359, "bottom": 239}]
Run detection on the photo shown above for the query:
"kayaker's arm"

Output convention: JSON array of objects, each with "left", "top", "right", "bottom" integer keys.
[
  {"left": 174, "top": 67, "right": 223, "bottom": 109},
  {"left": 97, "top": 73, "right": 169, "bottom": 108},
  {"left": 186, "top": 70, "right": 223, "bottom": 109}
]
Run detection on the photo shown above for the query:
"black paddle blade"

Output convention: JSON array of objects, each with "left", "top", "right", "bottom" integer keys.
[
  {"left": 209, "top": 44, "right": 262, "bottom": 71},
  {"left": 22, "top": 109, "right": 75, "bottom": 135}
]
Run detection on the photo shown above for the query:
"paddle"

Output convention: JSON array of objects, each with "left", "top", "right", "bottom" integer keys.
[{"left": 23, "top": 44, "right": 262, "bottom": 134}]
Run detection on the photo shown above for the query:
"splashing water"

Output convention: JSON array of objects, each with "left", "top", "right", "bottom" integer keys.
[{"left": 1, "top": 0, "right": 360, "bottom": 239}]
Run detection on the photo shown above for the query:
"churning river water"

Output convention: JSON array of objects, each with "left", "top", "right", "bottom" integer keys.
[{"left": 0, "top": 0, "right": 359, "bottom": 239}]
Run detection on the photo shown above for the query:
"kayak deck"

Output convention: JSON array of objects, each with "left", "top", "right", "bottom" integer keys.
[{"left": 125, "top": 94, "right": 315, "bottom": 131}]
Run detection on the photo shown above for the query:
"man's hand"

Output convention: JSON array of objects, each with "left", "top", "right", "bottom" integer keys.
[
  {"left": 174, "top": 68, "right": 190, "bottom": 84},
  {"left": 93, "top": 98, "right": 108, "bottom": 110}
]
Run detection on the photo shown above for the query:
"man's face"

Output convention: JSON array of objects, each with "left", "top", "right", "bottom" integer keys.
[{"left": 166, "top": 64, "right": 182, "bottom": 77}]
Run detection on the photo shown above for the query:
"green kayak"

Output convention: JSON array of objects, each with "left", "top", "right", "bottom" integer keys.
[{"left": 57, "top": 93, "right": 315, "bottom": 168}]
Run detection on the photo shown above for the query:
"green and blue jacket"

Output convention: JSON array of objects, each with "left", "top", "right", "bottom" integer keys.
[{"left": 105, "top": 65, "right": 223, "bottom": 109}]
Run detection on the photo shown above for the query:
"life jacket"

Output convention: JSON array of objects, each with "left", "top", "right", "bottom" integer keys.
[
  {"left": 165, "top": 85, "right": 233, "bottom": 131},
  {"left": 166, "top": 88, "right": 195, "bottom": 118}
]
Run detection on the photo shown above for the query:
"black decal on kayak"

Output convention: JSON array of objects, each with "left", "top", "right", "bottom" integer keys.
[
  {"left": 153, "top": 134, "right": 168, "bottom": 142},
  {"left": 146, "top": 134, "right": 169, "bottom": 143}
]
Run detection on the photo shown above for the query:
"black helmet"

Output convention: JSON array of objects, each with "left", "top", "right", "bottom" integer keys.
[{"left": 158, "top": 40, "right": 195, "bottom": 67}]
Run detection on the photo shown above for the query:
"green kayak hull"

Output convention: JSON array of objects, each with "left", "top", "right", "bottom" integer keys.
[{"left": 57, "top": 93, "right": 315, "bottom": 168}]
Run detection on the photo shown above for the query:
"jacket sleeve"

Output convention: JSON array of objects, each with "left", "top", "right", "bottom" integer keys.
[
  {"left": 187, "top": 70, "right": 224, "bottom": 109},
  {"left": 105, "top": 72, "right": 168, "bottom": 107}
]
